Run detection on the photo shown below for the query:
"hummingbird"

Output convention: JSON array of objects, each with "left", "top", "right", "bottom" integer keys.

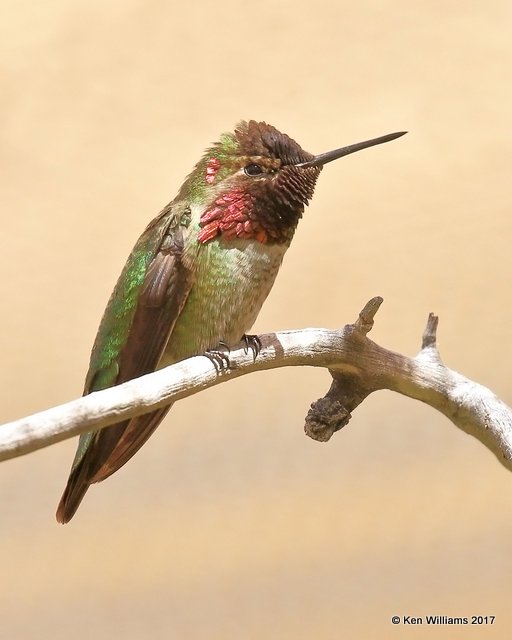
[{"left": 56, "top": 120, "right": 405, "bottom": 523}]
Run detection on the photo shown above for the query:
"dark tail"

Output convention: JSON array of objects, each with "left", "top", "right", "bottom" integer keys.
[
  {"left": 56, "top": 405, "right": 172, "bottom": 524},
  {"left": 56, "top": 462, "right": 92, "bottom": 524}
]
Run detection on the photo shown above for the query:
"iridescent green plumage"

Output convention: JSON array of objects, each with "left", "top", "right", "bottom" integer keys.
[
  {"left": 69, "top": 216, "right": 174, "bottom": 471},
  {"left": 87, "top": 235, "right": 163, "bottom": 391}
]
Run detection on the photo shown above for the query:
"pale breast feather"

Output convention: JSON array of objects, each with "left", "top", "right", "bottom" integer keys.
[{"left": 161, "top": 235, "right": 288, "bottom": 365}]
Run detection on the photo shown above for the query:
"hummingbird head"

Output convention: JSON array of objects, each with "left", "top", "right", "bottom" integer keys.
[{"left": 180, "top": 120, "right": 405, "bottom": 245}]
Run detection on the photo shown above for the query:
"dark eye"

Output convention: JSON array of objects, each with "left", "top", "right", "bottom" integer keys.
[{"left": 244, "top": 163, "right": 264, "bottom": 176}]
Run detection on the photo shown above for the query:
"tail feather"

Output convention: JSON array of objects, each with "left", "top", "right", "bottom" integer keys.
[
  {"left": 56, "top": 460, "right": 92, "bottom": 524},
  {"left": 56, "top": 405, "right": 172, "bottom": 523}
]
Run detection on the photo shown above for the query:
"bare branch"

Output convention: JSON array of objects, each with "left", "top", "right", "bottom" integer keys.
[{"left": 1, "top": 298, "right": 511, "bottom": 472}]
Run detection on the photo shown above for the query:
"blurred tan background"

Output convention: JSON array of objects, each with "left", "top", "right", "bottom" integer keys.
[{"left": 1, "top": 1, "right": 511, "bottom": 638}]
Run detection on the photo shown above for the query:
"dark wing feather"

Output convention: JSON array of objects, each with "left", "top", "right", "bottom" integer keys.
[{"left": 56, "top": 206, "right": 193, "bottom": 523}]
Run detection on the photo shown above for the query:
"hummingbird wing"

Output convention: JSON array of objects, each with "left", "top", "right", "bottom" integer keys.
[{"left": 56, "top": 204, "right": 194, "bottom": 523}]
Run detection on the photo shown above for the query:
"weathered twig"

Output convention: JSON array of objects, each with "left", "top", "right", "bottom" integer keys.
[{"left": 1, "top": 297, "right": 511, "bottom": 471}]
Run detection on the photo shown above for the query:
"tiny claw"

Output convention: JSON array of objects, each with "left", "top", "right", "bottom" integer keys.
[
  {"left": 205, "top": 343, "right": 231, "bottom": 372},
  {"left": 243, "top": 334, "right": 261, "bottom": 359}
]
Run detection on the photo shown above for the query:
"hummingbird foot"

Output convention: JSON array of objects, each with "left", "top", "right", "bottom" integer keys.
[
  {"left": 242, "top": 334, "right": 261, "bottom": 359},
  {"left": 205, "top": 342, "right": 231, "bottom": 372}
]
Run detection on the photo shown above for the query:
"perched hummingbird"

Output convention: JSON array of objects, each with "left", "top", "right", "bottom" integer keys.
[{"left": 56, "top": 120, "right": 405, "bottom": 523}]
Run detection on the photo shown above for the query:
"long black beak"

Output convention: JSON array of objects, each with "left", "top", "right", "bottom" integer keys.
[{"left": 296, "top": 131, "right": 407, "bottom": 169}]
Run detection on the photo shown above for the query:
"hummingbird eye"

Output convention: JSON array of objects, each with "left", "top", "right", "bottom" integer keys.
[{"left": 244, "top": 163, "right": 264, "bottom": 177}]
